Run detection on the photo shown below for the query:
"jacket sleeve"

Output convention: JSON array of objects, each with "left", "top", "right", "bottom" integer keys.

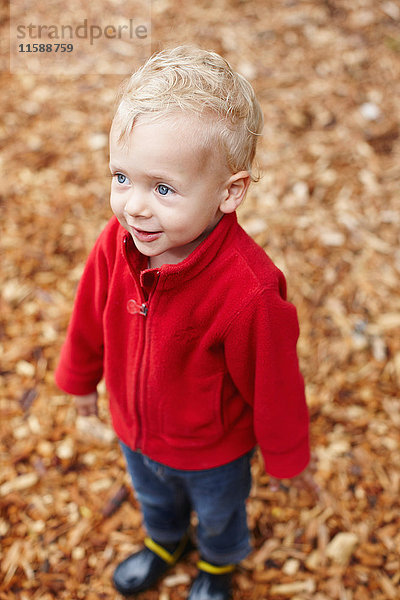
[
  {"left": 224, "top": 273, "right": 310, "bottom": 479},
  {"left": 55, "top": 228, "right": 111, "bottom": 396}
]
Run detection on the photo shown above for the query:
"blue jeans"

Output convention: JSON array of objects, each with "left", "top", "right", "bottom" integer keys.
[{"left": 120, "top": 442, "right": 254, "bottom": 565}]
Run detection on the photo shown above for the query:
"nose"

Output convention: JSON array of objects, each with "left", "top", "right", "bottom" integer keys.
[{"left": 124, "top": 188, "right": 152, "bottom": 219}]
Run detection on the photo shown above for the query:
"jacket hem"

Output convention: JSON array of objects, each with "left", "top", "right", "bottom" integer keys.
[{"left": 117, "top": 428, "right": 257, "bottom": 471}]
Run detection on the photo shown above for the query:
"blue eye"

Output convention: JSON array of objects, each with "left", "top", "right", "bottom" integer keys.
[
  {"left": 157, "top": 184, "right": 172, "bottom": 196},
  {"left": 116, "top": 173, "right": 128, "bottom": 184}
]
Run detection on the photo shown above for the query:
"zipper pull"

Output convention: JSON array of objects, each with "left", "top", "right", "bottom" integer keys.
[{"left": 127, "top": 299, "right": 148, "bottom": 316}]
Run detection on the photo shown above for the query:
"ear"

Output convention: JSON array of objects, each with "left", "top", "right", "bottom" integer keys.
[{"left": 219, "top": 171, "right": 251, "bottom": 214}]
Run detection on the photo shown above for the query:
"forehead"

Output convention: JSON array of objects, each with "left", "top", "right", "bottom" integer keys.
[
  {"left": 110, "top": 112, "right": 224, "bottom": 176},
  {"left": 111, "top": 113, "right": 204, "bottom": 154}
]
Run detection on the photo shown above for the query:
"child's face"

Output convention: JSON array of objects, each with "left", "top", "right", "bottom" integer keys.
[{"left": 109, "top": 113, "right": 235, "bottom": 267}]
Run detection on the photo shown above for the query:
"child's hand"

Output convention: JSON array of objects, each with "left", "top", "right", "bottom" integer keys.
[{"left": 74, "top": 391, "right": 98, "bottom": 416}]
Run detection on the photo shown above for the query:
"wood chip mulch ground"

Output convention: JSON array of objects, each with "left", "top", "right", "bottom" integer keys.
[{"left": 1, "top": 1, "right": 399, "bottom": 598}]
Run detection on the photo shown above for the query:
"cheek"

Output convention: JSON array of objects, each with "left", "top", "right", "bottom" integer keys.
[
  {"left": 163, "top": 214, "right": 195, "bottom": 237},
  {"left": 110, "top": 193, "right": 125, "bottom": 217}
]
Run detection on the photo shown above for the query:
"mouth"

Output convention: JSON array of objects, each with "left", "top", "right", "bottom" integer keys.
[{"left": 132, "top": 227, "right": 163, "bottom": 243}]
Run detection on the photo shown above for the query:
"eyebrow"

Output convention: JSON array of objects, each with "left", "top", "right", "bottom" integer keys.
[{"left": 143, "top": 170, "right": 181, "bottom": 185}]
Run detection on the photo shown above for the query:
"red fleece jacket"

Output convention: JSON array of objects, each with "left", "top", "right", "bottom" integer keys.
[{"left": 55, "top": 212, "right": 310, "bottom": 477}]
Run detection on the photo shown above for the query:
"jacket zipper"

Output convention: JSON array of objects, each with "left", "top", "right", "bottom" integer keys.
[
  {"left": 137, "top": 273, "right": 160, "bottom": 453},
  {"left": 123, "top": 236, "right": 159, "bottom": 451},
  {"left": 123, "top": 237, "right": 148, "bottom": 314}
]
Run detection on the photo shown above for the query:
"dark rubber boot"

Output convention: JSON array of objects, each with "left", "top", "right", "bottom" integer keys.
[{"left": 113, "top": 535, "right": 190, "bottom": 596}]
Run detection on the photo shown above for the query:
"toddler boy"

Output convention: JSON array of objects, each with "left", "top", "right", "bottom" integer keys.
[{"left": 55, "top": 46, "right": 311, "bottom": 599}]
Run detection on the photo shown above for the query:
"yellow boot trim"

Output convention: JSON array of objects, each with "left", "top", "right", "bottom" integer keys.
[
  {"left": 144, "top": 534, "right": 188, "bottom": 565},
  {"left": 197, "top": 560, "right": 235, "bottom": 575}
]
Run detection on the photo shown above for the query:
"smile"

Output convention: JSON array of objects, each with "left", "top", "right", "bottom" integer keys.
[{"left": 132, "top": 227, "right": 163, "bottom": 243}]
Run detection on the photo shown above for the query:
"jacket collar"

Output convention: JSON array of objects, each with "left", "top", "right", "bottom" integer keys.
[{"left": 120, "top": 212, "right": 238, "bottom": 290}]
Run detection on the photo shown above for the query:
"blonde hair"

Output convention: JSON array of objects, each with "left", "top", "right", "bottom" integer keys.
[{"left": 114, "top": 45, "right": 263, "bottom": 181}]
